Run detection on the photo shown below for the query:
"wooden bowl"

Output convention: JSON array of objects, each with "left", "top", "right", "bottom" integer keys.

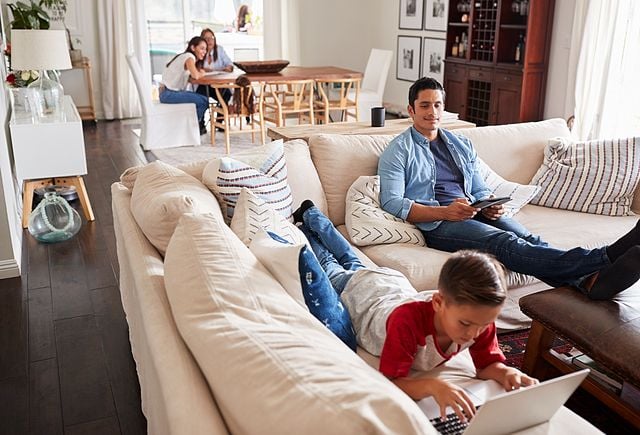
[{"left": 233, "top": 60, "right": 290, "bottom": 74}]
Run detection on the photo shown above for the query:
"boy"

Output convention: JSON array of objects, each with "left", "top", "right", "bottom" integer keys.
[{"left": 294, "top": 200, "right": 537, "bottom": 422}]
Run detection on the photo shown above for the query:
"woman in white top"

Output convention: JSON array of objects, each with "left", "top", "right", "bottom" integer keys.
[
  {"left": 196, "top": 28, "right": 233, "bottom": 128},
  {"left": 159, "top": 36, "right": 209, "bottom": 135}
]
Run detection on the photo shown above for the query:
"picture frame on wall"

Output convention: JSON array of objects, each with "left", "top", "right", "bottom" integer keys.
[
  {"left": 397, "top": 36, "right": 422, "bottom": 82},
  {"left": 424, "top": 0, "right": 448, "bottom": 32},
  {"left": 398, "top": 0, "right": 423, "bottom": 30},
  {"left": 422, "top": 37, "right": 446, "bottom": 84}
]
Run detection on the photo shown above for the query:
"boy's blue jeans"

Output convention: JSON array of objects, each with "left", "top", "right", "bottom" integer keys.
[
  {"left": 298, "top": 207, "right": 364, "bottom": 294},
  {"left": 423, "top": 214, "right": 610, "bottom": 290}
]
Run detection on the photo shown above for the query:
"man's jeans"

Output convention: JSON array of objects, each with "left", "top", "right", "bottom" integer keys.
[
  {"left": 159, "top": 88, "right": 209, "bottom": 122},
  {"left": 298, "top": 207, "right": 365, "bottom": 294},
  {"left": 423, "top": 214, "right": 610, "bottom": 290}
]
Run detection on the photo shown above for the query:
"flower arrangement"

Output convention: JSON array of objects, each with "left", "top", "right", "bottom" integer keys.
[{"left": 6, "top": 70, "right": 40, "bottom": 87}]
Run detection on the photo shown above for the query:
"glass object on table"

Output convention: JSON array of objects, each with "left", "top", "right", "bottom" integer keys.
[
  {"left": 9, "top": 87, "right": 39, "bottom": 122},
  {"left": 28, "top": 70, "right": 65, "bottom": 122},
  {"left": 28, "top": 191, "right": 81, "bottom": 243}
]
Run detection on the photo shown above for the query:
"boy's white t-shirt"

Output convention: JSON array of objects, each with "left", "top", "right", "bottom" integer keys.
[{"left": 161, "top": 52, "right": 195, "bottom": 91}]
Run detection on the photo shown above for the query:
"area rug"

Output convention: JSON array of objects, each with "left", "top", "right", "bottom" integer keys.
[
  {"left": 149, "top": 132, "right": 266, "bottom": 166},
  {"left": 497, "top": 328, "right": 572, "bottom": 369}
]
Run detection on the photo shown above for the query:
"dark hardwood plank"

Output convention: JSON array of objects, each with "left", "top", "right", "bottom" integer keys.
[
  {"left": 28, "top": 287, "right": 56, "bottom": 362},
  {"left": 0, "top": 376, "right": 28, "bottom": 435},
  {"left": 91, "top": 287, "right": 146, "bottom": 434},
  {"left": 55, "top": 315, "right": 116, "bottom": 426},
  {"left": 65, "top": 416, "right": 120, "bottom": 435},
  {"left": 77, "top": 223, "right": 117, "bottom": 291},
  {"left": 49, "top": 239, "right": 93, "bottom": 320},
  {"left": 26, "top": 233, "right": 50, "bottom": 290},
  {"left": 29, "top": 358, "right": 63, "bottom": 435},
  {"left": 0, "top": 277, "right": 28, "bottom": 379}
]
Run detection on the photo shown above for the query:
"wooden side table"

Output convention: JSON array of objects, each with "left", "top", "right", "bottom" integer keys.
[
  {"left": 9, "top": 96, "right": 95, "bottom": 228},
  {"left": 59, "top": 56, "right": 96, "bottom": 121}
]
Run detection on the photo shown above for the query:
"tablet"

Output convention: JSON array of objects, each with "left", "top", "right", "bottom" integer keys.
[{"left": 470, "top": 196, "right": 512, "bottom": 209}]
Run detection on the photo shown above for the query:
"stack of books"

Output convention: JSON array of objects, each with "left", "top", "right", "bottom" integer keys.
[{"left": 550, "top": 347, "right": 624, "bottom": 394}]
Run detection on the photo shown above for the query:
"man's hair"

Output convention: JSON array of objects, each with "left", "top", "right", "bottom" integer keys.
[
  {"left": 438, "top": 250, "right": 507, "bottom": 306},
  {"left": 408, "top": 76, "right": 446, "bottom": 108}
]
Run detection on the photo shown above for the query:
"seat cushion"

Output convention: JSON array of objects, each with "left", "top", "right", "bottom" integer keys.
[{"left": 163, "top": 213, "right": 435, "bottom": 434}]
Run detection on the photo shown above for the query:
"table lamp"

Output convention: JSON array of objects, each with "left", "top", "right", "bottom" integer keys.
[{"left": 10, "top": 29, "right": 72, "bottom": 121}]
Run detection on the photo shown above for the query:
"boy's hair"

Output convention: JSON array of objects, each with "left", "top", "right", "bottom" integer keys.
[
  {"left": 438, "top": 250, "right": 507, "bottom": 306},
  {"left": 408, "top": 76, "right": 446, "bottom": 108}
]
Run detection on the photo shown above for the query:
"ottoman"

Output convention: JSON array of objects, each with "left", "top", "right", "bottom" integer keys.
[{"left": 519, "top": 285, "right": 640, "bottom": 428}]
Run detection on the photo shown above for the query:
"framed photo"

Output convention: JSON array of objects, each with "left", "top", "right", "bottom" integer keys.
[
  {"left": 424, "top": 0, "right": 448, "bottom": 32},
  {"left": 398, "top": 0, "right": 423, "bottom": 30},
  {"left": 396, "top": 36, "right": 422, "bottom": 82},
  {"left": 422, "top": 37, "right": 446, "bottom": 84}
]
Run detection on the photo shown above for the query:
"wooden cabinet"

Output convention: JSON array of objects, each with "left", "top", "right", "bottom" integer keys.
[{"left": 443, "top": 0, "right": 554, "bottom": 126}]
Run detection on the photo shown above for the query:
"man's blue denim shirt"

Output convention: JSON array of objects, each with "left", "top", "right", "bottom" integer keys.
[{"left": 378, "top": 126, "right": 491, "bottom": 231}]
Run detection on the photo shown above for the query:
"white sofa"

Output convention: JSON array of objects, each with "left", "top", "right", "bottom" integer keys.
[{"left": 112, "top": 118, "right": 639, "bottom": 434}]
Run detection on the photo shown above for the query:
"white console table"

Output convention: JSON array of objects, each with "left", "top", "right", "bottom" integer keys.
[{"left": 9, "top": 95, "right": 94, "bottom": 228}]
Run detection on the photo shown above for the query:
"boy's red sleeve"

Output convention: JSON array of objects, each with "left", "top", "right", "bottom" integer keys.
[
  {"left": 469, "top": 323, "right": 506, "bottom": 369},
  {"left": 379, "top": 304, "right": 424, "bottom": 378}
]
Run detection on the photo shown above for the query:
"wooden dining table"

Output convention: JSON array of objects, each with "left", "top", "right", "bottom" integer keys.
[{"left": 193, "top": 65, "right": 363, "bottom": 86}]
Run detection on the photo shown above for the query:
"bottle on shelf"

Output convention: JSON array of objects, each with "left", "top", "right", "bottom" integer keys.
[
  {"left": 520, "top": 0, "right": 529, "bottom": 16},
  {"left": 459, "top": 32, "right": 467, "bottom": 58},
  {"left": 452, "top": 36, "right": 460, "bottom": 57},
  {"left": 515, "top": 33, "right": 525, "bottom": 63}
]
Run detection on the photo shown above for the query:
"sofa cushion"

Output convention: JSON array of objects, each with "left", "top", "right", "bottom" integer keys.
[
  {"left": 163, "top": 213, "right": 434, "bottom": 434},
  {"left": 202, "top": 139, "right": 293, "bottom": 223},
  {"left": 530, "top": 137, "right": 640, "bottom": 216},
  {"left": 455, "top": 118, "right": 571, "bottom": 185},
  {"left": 309, "top": 134, "right": 395, "bottom": 225},
  {"left": 477, "top": 159, "right": 540, "bottom": 218},
  {"left": 345, "top": 175, "right": 426, "bottom": 246},
  {"left": 230, "top": 188, "right": 306, "bottom": 246},
  {"left": 250, "top": 229, "right": 357, "bottom": 350},
  {"left": 284, "top": 139, "right": 329, "bottom": 214},
  {"left": 129, "top": 160, "right": 223, "bottom": 254}
]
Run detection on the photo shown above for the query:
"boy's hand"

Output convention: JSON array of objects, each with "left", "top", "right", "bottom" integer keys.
[
  {"left": 500, "top": 366, "right": 539, "bottom": 391},
  {"left": 430, "top": 378, "right": 476, "bottom": 422}
]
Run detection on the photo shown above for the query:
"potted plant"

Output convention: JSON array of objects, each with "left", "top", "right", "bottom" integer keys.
[{"left": 7, "top": 1, "right": 51, "bottom": 29}]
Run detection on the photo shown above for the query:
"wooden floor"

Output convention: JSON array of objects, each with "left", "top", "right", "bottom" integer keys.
[{"left": 0, "top": 120, "right": 148, "bottom": 435}]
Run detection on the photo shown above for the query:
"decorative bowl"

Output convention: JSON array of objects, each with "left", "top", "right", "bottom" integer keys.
[{"left": 233, "top": 60, "right": 290, "bottom": 74}]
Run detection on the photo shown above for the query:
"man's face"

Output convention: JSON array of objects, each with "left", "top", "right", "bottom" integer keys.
[{"left": 408, "top": 88, "right": 444, "bottom": 140}]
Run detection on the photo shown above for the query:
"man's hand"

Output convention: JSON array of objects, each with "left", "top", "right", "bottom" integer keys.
[
  {"left": 430, "top": 378, "right": 477, "bottom": 422},
  {"left": 443, "top": 198, "right": 477, "bottom": 222},
  {"left": 481, "top": 203, "right": 505, "bottom": 220}
]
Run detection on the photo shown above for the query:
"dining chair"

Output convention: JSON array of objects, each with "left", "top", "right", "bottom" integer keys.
[
  {"left": 125, "top": 53, "right": 200, "bottom": 150},
  {"left": 209, "top": 81, "right": 266, "bottom": 154},
  {"left": 314, "top": 77, "right": 361, "bottom": 124},
  {"left": 261, "top": 79, "right": 315, "bottom": 127},
  {"left": 333, "top": 49, "right": 392, "bottom": 122}
]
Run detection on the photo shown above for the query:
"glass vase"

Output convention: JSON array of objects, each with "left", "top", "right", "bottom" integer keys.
[
  {"left": 28, "top": 192, "right": 82, "bottom": 243},
  {"left": 28, "top": 70, "right": 65, "bottom": 122},
  {"left": 9, "top": 87, "right": 39, "bottom": 122}
]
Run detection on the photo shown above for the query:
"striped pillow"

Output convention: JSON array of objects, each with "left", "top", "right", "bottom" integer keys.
[
  {"left": 530, "top": 137, "right": 640, "bottom": 216},
  {"left": 202, "top": 140, "right": 293, "bottom": 223}
]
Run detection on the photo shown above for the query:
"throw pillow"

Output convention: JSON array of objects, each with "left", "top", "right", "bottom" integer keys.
[
  {"left": 249, "top": 229, "right": 357, "bottom": 351},
  {"left": 345, "top": 175, "right": 426, "bottom": 247},
  {"left": 530, "top": 136, "right": 640, "bottom": 215},
  {"left": 476, "top": 158, "right": 540, "bottom": 218},
  {"left": 202, "top": 139, "right": 293, "bottom": 223},
  {"left": 231, "top": 188, "right": 307, "bottom": 246},
  {"left": 130, "top": 160, "right": 223, "bottom": 254}
]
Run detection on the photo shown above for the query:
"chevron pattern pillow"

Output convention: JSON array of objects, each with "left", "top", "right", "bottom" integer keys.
[
  {"left": 345, "top": 176, "right": 426, "bottom": 247},
  {"left": 530, "top": 136, "right": 640, "bottom": 215},
  {"left": 231, "top": 188, "right": 307, "bottom": 247},
  {"left": 202, "top": 139, "right": 293, "bottom": 224}
]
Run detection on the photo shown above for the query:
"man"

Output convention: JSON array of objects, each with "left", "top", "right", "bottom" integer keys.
[{"left": 377, "top": 77, "right": 640, "bottom": 300}]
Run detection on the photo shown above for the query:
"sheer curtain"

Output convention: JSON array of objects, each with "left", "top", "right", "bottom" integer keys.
[
  {"left": 97, "top": 0, "right": 149, "bottom": 119},
  {"left": 573, "top": 0, "right": 640, "bottom": 140},
  {"left": 263, "top": 0, "right": 300, "bottom": 64}
]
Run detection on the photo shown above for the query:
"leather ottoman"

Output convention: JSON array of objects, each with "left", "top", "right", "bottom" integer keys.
[{"left": 519, "top": 285, "right": 640, "bottom": 428}]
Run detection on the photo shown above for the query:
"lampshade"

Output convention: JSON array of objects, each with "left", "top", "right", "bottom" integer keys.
[{"left": 10, "top": 29, "right": 72, "bottom": 71}]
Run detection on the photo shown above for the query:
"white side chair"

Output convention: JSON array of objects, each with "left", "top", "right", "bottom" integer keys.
[
  {"left": 345, "top": 48, "right": 393, "bottom": 122},
  {"left": 126, "top": 53, "right": 200, "bottom": 150}
]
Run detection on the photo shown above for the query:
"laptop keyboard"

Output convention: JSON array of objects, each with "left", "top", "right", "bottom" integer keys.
[{"left": 429, "top": 413, "right": 470, "bottom": 435}]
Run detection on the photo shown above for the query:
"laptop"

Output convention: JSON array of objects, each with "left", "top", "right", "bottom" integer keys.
[{"left": 425, "top": 369, "right": 589, "bottom": 435}]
